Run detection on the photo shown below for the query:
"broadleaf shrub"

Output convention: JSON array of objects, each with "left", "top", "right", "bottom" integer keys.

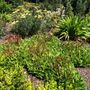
[
  {"left": 1, "top": 34, "right": 90, "bottom": 89},
  {"left": 0, "top": 52, "right": 32, "bottom": 90},
  {"left": 14, "top": 34, "right": 86, "bottom": 89},
  {"left": 59, "top": 41, "right": 90, "bottom": 67}
]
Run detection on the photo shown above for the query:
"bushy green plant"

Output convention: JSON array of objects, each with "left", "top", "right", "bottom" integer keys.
[
  {"left": 37, "top": 80, "right": 64, "bottom": 90},
  {"left": 59, "top": 41, "right": 90, "bottom": 67},
  {"left": 41, "top": 1, "right": 60, "bottom": 11},
  {"left": 85, "top": 16, "right": 90, "bottom": 42},
  {"left": 9, "top": 0, "right": 23, "bottom": 7},
  {"left": 15, "top": 34, "right": 85, "bottom": 90},
  {"left": 0, "top": 46, "right": 63, "bottom": 90},
  {"left": 11, "top": 6, "right": 61, "bottom": 37},
  {"left": 0, "top": 0, "right": 12, "bottom": 13},
  {"left": 0, "top": 51, "right": 33, "bottom": 90},
  {"left": 12, "top": 15, "right": 40, "bottom": 38},
  {"left": 0, "top": 13, "right": 12, "bottom": 22},
  {"left": 55, "top": 16, "right": 90, "bottom": 40},
  {"left": 1, "top": 34, "right": 89, "bottom": 89}
]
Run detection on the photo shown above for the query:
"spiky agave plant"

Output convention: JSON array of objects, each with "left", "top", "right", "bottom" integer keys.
[{"left": 55, "top": 16, "right": 90, "bottom": 40}]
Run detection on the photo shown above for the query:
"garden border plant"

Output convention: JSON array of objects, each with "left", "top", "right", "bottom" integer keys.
[{"left": 0, "top": 34, "right": 86, "bottom": 90}]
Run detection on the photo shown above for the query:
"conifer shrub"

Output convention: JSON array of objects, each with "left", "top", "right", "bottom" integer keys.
[{"left": 12, "top": 15, "right": 40, "bottom": 38}]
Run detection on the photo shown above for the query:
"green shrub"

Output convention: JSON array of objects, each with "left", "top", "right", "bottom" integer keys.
[
  {"left": 12, "top": 15, "right": 40, "bottom": 38},
  {"left": 54, "top": 16, "right": 90, "bottom": 40},
  {"left": 15, "top": 34, "right": 85, "bottom": 90},
  {"left": 0, "top": 52, "right": 33, "bottom": 90},
  {"left": 0, "top": 13, "right": 12, "bottom": 22},
  {"left": 1, "top": 34, "right": 88, "bottom": 89},
  {"left": 0, "top": 0, "right": 12, "bottom": 13},
  {"left": 0, "top": 28, "right": 4, "bottom": 38},
  {"left": 59, "top": 41, "right": 90, "bottom": 67},
  {"left": 12, "top": 8, "right": 60, "bottom": 38},
  {"left": 37, "top": 80, "right": 64, "bottom": 90},
  {"left": 9, "top": 0, "right": 23, "bottom": 7},
  {"left": 41, "top": 1, "right": 61, "bottom": 11}
]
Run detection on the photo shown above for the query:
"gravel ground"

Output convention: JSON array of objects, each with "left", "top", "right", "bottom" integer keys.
[{"left": 77, "top": 68, "right": 90, "bottom": 90}]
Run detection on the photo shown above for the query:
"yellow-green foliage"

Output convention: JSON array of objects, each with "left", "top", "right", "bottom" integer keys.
[{"left": 0, "top": 53, "right": 32, "bottom": 89}]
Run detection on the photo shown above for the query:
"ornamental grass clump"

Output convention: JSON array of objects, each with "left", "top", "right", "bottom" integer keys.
[{"left": 55, "top": 16, "right": 90, "bottom": 40}]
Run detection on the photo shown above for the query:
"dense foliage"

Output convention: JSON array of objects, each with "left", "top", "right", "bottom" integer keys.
[
  {"left": 12, "top": 15, "right": 38, "bottom": 37},
  {"left": 11, "top": 4, "right": 61, "bottom": 37},
  {"left": 0, "top": 0, "right": 12, "bottom": 13},
  {"left": 55, "top": 16, "right": 90, "bottom": 40},
  {"left": 59, "top": 41, "right": 90, "bottom": 67},
  {"left": 0, "top": 0, "right": 90, "bottom": 89},
  {"left": 0, "top": 34, "right": 87, "bottom": 89},
  {"left": 27, "top": 0, "right": 90, "bottom": 16},
  {"left": 0, "top": 51, "right": 32, "bottom": 89},
  {"left": 1, "top": 0, "right": 90, "bottom": 16}
]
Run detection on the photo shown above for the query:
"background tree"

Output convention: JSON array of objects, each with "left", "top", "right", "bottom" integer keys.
[
  {"left": 75, "top": 0, "right": 87, "bottom": 16},
  {"left": 65, "top": 0, "right": 73, "bottom": 16}
]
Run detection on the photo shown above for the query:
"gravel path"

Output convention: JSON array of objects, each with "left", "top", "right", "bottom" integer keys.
[{"left": 77, "top": 68, "right": 90, "bottom": 90}]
